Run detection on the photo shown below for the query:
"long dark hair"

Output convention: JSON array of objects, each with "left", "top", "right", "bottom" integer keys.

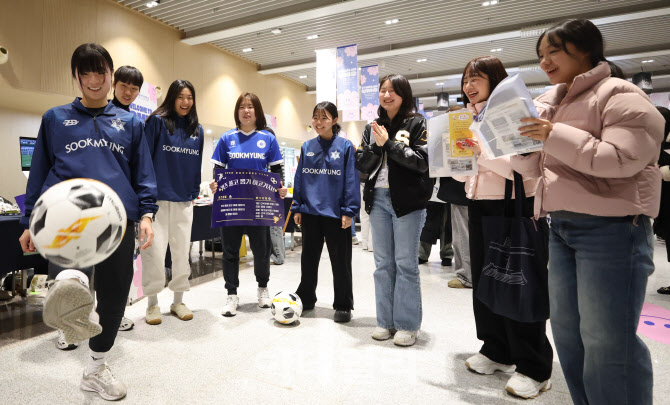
[
  {"left": 312, "top": 101, "right": 341, "bottom": 134},
  {"left": 537, "top": 19, "right": 609, "bottom": 72},
  {"left": 234, "top": 92, "right": 267, "bottom": 130},
  {"left": 460, "top": 56, "right": 508, "bottom": 105},
  {"left": 377, "top": 74, "right": 417, "bottom": 125},
  {"left": 150, "top": 79, "right": 199, "bottom": 137}
]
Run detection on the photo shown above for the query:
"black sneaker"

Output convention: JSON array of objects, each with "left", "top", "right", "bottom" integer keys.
[
  {"left": 441, "top": 258, "right": 452, "bottom": 267},
  {"left": 334, "top": 310, "right": 352, "bottom": 323},
  {"left": 418, "top": 258, "right": 428, "bottom": 264}
]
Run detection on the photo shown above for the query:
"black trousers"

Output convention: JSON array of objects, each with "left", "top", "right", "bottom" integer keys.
[
  {"left": 48, "top": 220, "right": 135, "bottom": 353},
  {"left": 296, "top": 213, "right": 354, "bottom": 311},
  {"left": 469, "top": 200, "right": 553, "bottom": 382},
  {"left": 220, "top": 225, "right": 271, "bottom": 294}
]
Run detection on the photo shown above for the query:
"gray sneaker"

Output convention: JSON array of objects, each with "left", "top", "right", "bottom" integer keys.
[
  {"left": 43, "top": 278, "right": 102, "bottom": 345},
  {"left": 118, "top": 316, "right": 134, "bottom": 331},
  {"left": 80, "top": 363, "right": 127, "bottom": 401}
]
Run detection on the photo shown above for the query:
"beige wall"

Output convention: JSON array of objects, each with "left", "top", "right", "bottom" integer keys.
[{"left": 0, "top": 0, "right": 315, "bottom": 200}]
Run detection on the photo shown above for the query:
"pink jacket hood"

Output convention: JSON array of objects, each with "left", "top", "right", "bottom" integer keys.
[{"left": 511, "top": 62, "right": 665, "bottom": 218}]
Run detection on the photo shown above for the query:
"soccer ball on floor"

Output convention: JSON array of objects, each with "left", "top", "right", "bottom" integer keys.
[
  {"left": 271, "top": 291, "right": 303, "bottom": 324},
  {"left": 29, "top": 178, "right": 127, "bottom": 269}
]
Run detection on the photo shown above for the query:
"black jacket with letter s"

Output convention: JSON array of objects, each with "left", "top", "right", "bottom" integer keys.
[{"left": 355, "top": 115, "right": 433, "bottom": 217}]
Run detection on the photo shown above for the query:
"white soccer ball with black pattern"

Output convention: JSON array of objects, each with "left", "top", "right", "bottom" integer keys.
[
  {"left": 29, "top": 178, "right": 127, "bottom": 269},
  {"left": 271, "top": 291, "right": 303, "bottom": 324}
]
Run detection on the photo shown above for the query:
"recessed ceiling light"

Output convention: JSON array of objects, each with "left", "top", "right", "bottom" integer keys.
[
  {"left": 642, "top": 59, "right": 655, "bottom": 63},
  {"left": 306, "top": 34, "right": 319, "bottom": 40},
  {"left": 436, "top": 82, "right": 444, "bottom": 86},
  {"left": 416, "top": 58, "right": 428, "bottom": 63},
  {"left": 205, "top": 129, "right": 212, "bottom": 134},
  {"left": 242, "top": 48, "right": 253, "bottom": 52},
  {"left": 482, "top": 0, "right": 498, "bottom": 6},
  {"left": 385, "top": 19, "right": 400, "bottom": 25},
  {"left": 490, "top": 48, "right": 503, "bottom": 52},
  {"left": 281, "top": 142, "right": 286, "bottom": 146},
  {"left": 146, "top": 1, "right": 159, "bottom": 8},
  {"left": 299, "top": 75, "right": 308, "bottom": 79},
  {"left": 271, "top": 28, "right": 282, "bottom": 35}
]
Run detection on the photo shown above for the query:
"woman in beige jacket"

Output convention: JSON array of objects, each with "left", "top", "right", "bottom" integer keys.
[{"left": 517, "top": 19, "right": 664, "bottom": 405}]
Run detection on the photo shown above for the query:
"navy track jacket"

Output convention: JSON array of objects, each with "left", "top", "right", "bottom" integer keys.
[
  {"left": 21, "top": 98, "right": 158, "bottom": 228},
  {"left": 144, "top": 115, "right": 204, "bottom": 202},
  {"left": 291, "top": 134, "right": 360, "bottom": 219}
]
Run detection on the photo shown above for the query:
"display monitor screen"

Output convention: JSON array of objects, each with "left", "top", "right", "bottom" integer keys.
[{"left": 20, "top": 137, "right": 36, "bottom": 171}]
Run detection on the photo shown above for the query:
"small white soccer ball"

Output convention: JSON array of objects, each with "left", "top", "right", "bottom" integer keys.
[
  {"left": 271, "top": 291, "right": 303, "bottom": 324},
  {"left": 29, "top": 178, "right": 127, "bottom": 269}
]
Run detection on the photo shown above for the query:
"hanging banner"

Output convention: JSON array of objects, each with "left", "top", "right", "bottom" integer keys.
[
  {"left": 316, "top": 48, "right": 337, "bottom": 104},
  {"left": 418, "top": 102, "right": 425, "bottom": 118},
  {"left": 336, "top": 44, "right": 359, "bottom": 122},
  {"left": 128, "top": 82, "right": 158, "bottom": 122},
  {"left": 127, "top": 81, "right": 158, "bottom": 305},
  {"left": 360, "top": 65, "right": 379, "bottom": 121}
]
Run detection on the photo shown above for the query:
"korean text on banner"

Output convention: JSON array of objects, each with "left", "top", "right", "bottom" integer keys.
[
  {"left": 316, "top": 48, "right": 337, "bottom": 104},
  {"left": 469, "top": 74, "right": 542, "bottom": 158},
  {"left": 427, "top": 110, "right": 478, "bottom": 178},
  {"left": 360, "top": 65, "right": 379, "bottom": 121},
  {"left": 337, "top": 44, "right": 359, "bottom": 122},
  {"left": 211, "top": 169, "right": 283, "bottom": 228},
  {"left": 128, "top": 82, "right": 158, "bottom": 121}
]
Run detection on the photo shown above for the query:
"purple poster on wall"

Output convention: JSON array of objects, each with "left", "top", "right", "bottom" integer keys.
[
  {"left": 337, "top": 44, "right": 359, "bottom": 122},
  {"left": 211, "top": 169, "right": 283, "bottom": 228},
  {"left": 360, "top": 65, "right": 379, "bottom": 121}
]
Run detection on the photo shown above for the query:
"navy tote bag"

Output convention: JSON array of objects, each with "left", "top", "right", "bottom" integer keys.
[{"left": 475, "top": 171, "right": 550, "bottom": 323}]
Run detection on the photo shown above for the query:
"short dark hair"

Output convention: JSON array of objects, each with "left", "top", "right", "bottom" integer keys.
[
  {"left": 537, "top": 19, "right": 607, "bottom": 70},
  {"left": 460, "top": 56, "right": 509, "bottom": 105},
  {"left": 150, "top": 79, "right": 199, "bottom": 137},
  {"left": 113, "top": 66, "right": 144, "bottom": 87},
  {"left": 234, "top": 92, "right": 267, "bottom": 130},
  {"left": 312, "top": 101, "right": 341, "bottom": 134},
  {"left": 377, "top": 74, "right": 417, "bottom": 125},
  {"left": 70, "top": 43, "right": 113, "bottom": 79}
]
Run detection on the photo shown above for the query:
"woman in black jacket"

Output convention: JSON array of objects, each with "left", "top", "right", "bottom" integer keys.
[
  {"left": 355, "top": 74, "right": 432, "bottom": 346},
  {"left": 654, "top": 106, "right": 670, "bottom": 294}
]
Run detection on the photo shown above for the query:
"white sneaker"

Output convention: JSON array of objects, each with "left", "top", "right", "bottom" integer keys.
[
  {"left": 352, "top": 236, "right": 360, "bottom": 245},
  {"left": 465, "top": 353, "right": 516, "bottom": 375},
  {"left": 26, "top": 275, "right": 49, "bottom": 308},
  {"left": 360, "top": 241, "right": 368, "bottom": 250},
  {"left": 393, "top": 330, "right": 418, "bottom": 346},
  {"left": 371, "top": 327, "right": 395, "bottom": 341},
  {"left": 505, "top": 372, "right": 552, "bottom": 399},
  {"left": 222, "top": 295, "right": 239, "bottom": 317},
  {"left": 118, "top": 316, "right": 134, "bottom": 331},
  {"left": 257, "top": 287, "right": 271, "bottom": 308},
  {"left": 56, "top": 329, "right": 79, "bottom": 351},
  {"left": 80, "top": 363, "right": 127, "bottom": 401},
  {"left": 43, "top": 274, "right": 101, "bottom": 345}
]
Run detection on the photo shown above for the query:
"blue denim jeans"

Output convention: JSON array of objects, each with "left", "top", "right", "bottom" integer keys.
[
  {"left": 369, "top": 188, "right": 426, "bottom": 332},
  {"left": 548, "top": 212, "right": 654, "bottom": 405}
]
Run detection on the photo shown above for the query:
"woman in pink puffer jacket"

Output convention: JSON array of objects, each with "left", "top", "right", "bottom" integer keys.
[
  {"left": 516, "top": 19, "right": 664, "bottom": 405},
  {"left": 457, "top": 56, "right": 554, "bottom": 400}
]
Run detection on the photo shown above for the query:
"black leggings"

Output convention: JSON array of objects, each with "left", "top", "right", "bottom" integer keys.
[{"left": 48, "top": 220, "right": 135, "bottom": 353}]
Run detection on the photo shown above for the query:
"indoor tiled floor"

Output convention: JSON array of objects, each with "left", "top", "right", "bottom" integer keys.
[{"left": 1, "top": 236, "right": 670, "bottom": 404}]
